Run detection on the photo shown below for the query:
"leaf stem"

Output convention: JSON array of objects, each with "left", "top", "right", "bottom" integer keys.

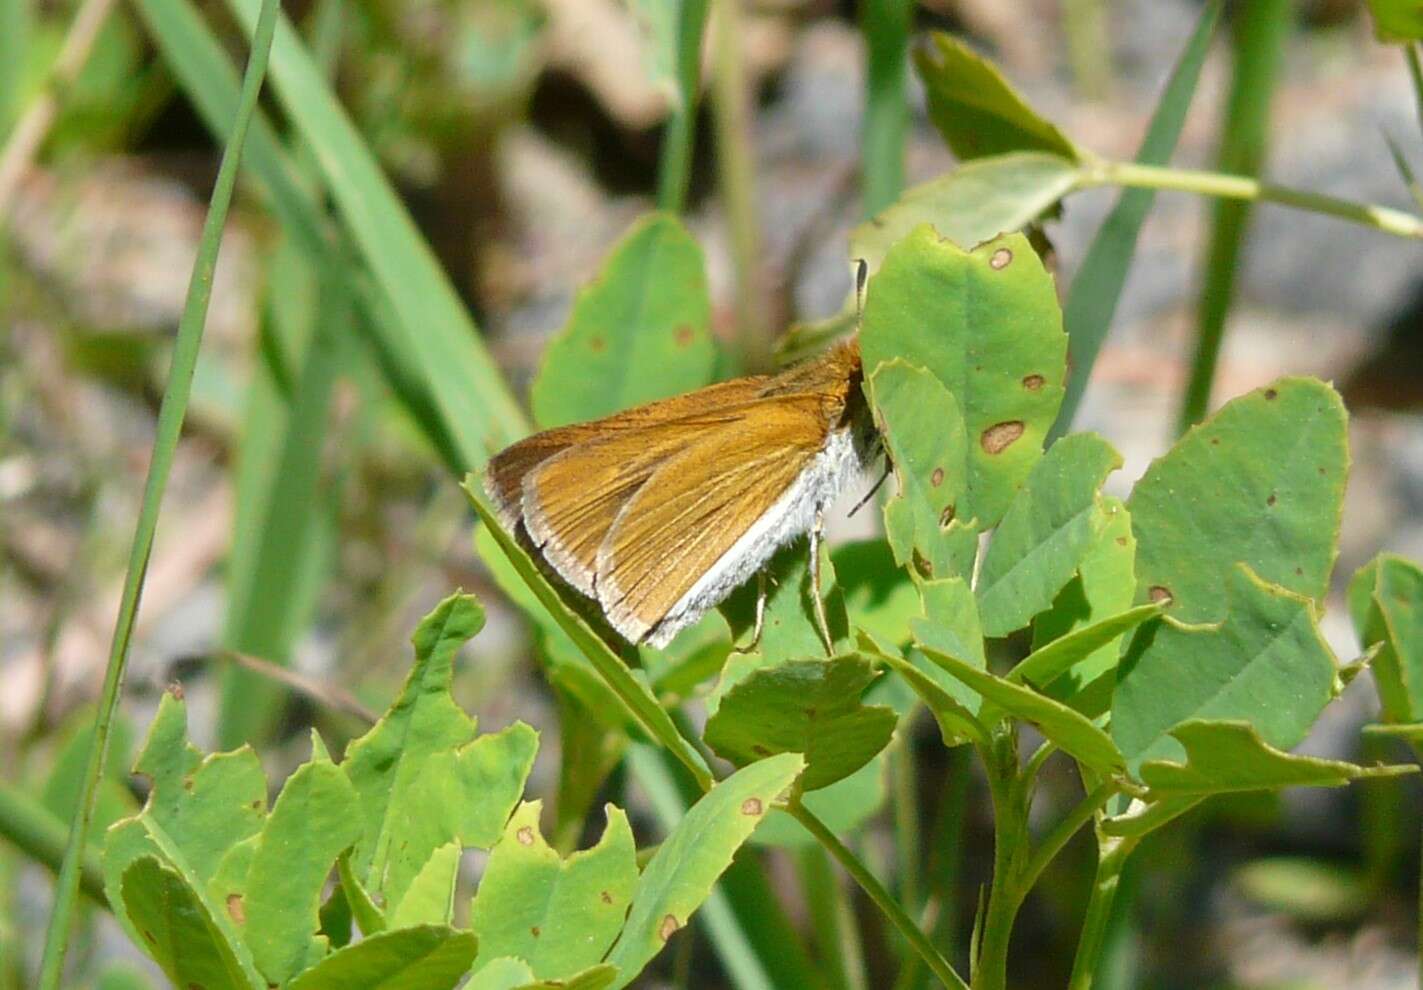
[
  {"left": 1066, "top": 832, "right": 1139, "bottom": 990},
  {"left": 1081, "top": 159, "right": 1423, "bottom": 240},
  {"left": 972, "top": 732, "right": 1025, "bottom": 990},
  {"left": 655, "top": 0, "right": 710, "bottom": 214},
  {"left": 1018, "top": 780, "right": 1117, "bottom": 897},
  {"left": 34, "top": 0, "right": 283, "bottom": 983},
  {"left": 790, "top": 802, "right": 969, "bottom": 990}
]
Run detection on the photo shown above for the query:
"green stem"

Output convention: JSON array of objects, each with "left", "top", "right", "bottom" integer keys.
[
  {"left": 791, "top": 802, "right": 969, "bottom": 990},
  {"left": 891, "top": 730, "right": 923, "bottom": 916},
  {"left": 971, "top": 734, "right": 1026, "bottom": 990},
  {"left": 1082, "top": 159, "right": 1423, "bottom": 240},
  {"left": 710, "top": 0, "right": 768, "bottom": 372},
  {"left": 1066, "top": 832, "right": 1139, "bottom": 990},
  {"left": 1061, "top": 0, "right": 1112, "bottom": 100},
  {"left": 1018, "top": 781, "right": 1117, "bottom": 897},
  {"left": 34, "top": 0, "right": 282, "bottom": 984},
  {"left": 859, "top": 0, "right": 911, "bottom": 216},
  {"left": 0, "top": 785, "right": 107, "bottom": 908},
  {"left": 800, "top": 845, "right": 867, "bottom": 990},
  {"left": 655, "top": 0, "right": 710, "bottom": 214}
]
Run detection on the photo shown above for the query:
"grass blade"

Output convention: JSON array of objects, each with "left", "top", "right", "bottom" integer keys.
[
  {"left": 861, "top": 0, "right": 912, "bottom": 215},
  {"left": 221, "top": 0, "right": 529, "bottom": 464},
  {"left": 654, "top": 0, "right": 710, "bottom": 213},
  {"left": 35, "top": 0, "right": 283, "bottom": 983},
  {"left": 1177, "top": 0, "right": 1291, "bottom": 431},
  {"left": 1052, "top": 1, "right": 1220, "bottom": 438}
]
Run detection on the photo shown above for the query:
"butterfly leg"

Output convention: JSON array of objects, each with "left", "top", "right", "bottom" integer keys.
[
  {"left": 809, "top": 512, "right": 834, "bottom": 655},
  {"left": 745, "top": 570, "right": 768, "bottom": 653}
]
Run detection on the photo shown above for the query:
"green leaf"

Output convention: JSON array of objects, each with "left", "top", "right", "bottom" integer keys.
[
  {"left": 751, "top": 754, "right": 888, "bottom": 848},
  {"left": 1010, "top": 603, "right": 1161, "bottom": 689},
  {"left": 469, "top": 959, "right": 615, "bottom": 990},
  {"left": 833, "top": 540, "right": 922, "bottom": 649},
  {"left": 1053, "top": 1, "right": 1220, "bottom": 436},
  {"left": 913, "top": 32, "right": 1080, "bottom": 162},
  {"left": 976, "top": 433, "right": 1122, "bottom": 636},
  {"left": 859, "top": 635, "right": 987, "bottom": 749},
  {"left": 851, "top": 152, "right": 1080, "bottom": 275},
  {"left": 469, "top": 802, "right": 637, "bottom": 979},
  {"left": 1139, "top": 720, "right": 1414, "bottom": 796},
  {"left": 865, "top": 360, "right": 976, "bottom": 579},
  {"left": 467, "top": 479, "right": 714, "bottom": 790},
  {"left": 286, "top": 925, "right": 478, "bottom": 990},
  {"left": 860, "top": 227, "right": 1067, "bottom": 530},
  {"left": 388, "top": 843, "right": 461, "bottom": 928},
  {"left": 384, "top": 721, "right": 539, "bottom": 917},
  {"left": 1030, "top": 496, "right": 1137, "bottom": 697},
  {"left": 243, "top": 740, "right": 363, "bottom": 985},
  {"left": 530, "top": 214, "right": 717, "bottom": 428},
  {"left": 221, "top": 0, "right": 529, "bottom": 465},
  {"left": 704, "top": 656, "right": 897, "bottom": 792},
  {"left": 120, "top": 857, "right": 257, "bottom": 990},
  {"left": 1350, "top": 554, "right": 1423, "bottom": 723},
  {"left": 909, "top": 576, "right": 986, "bottom": 715},
  {"left": 917, "top": 646, "right": 1125, "bottom": 774},
  {"left": 1112, "top": 567, "right": 1339, "bottom": 772},
  {"left": 341, "top": 593, "right": 482, "bottom": 885},
  {"left": 1366, "top": 0, "right": 1423, "bottom": 41},
  {"left": 604, "top": 754, "right": 804, "bottom": 987},
  {"left": 1127, "top": 377, "right": 1348, "bottom": 624}
]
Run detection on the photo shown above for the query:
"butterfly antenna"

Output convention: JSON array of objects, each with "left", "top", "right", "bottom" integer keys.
[{"left": 847, "top": 460, "right": 892, "bottom": 518}]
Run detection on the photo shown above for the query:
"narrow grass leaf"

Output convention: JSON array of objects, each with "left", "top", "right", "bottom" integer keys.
[{"left": 1053, "top": 1, "right": 1221, "bottom": 436}]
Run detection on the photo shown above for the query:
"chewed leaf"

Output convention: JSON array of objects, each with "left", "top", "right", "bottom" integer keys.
[
  {"left": 913, "top": 32, "right": 1081, "bottom": 162},
  {"left": 867, "top": 360, "right": 976, "bottom": 580},
  {"left": 389, "top": 843, "right": 461, "bottom": 929},
  {"left": 1139, "top": 720, "right": 1415, "bottom": 795},
  {"left": 853, "top": 153, "right": 1080, "bottom": 278},
  {"left": 977, "top": 433, "right": 1122, "bottom": 637},
  {"left": 120, "top": 857, "right": 256, "bottom": 990},
  {"left": 530, "top": 213, "right": 716, "bottom": 428},
  {"left": 1349, "top": 553, "right": 1423, "bottom": 723},
  {"left": 285, "top": 925, "right": 478, "bottom": 990},
  {"left": 860, "top": 227, "right": 1067, "bottom": 531},
  {"left": 469, "top": 802, "right": 636, "bottom": 979},
  {"left": 604, "top": 754, "right": 804, "bottom": 988},
  {"left": 244, "top": 744, "right": 362, "bottom": 985},
  {"left": 705, "top": 655, "right": 896, "bottom": 792},
  {"left": 1127, "top": 377, "right": 1348, "bottom": 624},
  {"left": 341, "top": 593, "right": 483, "bottom": 887},
  {"left": 1112, "top": 566, "right": 1339, "bottom": 773}
]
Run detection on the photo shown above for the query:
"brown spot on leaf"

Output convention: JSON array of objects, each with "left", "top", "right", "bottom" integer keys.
[
  {"left": 741, "top": 797, "right": 764, "bottom": 816},
  {"left": 183, "top": 779, "right": 194, "bottom": 791},
  {"left": 143, "top": 929, "right": 156, "bottom": 944},
  {"left": 674, "top": 325, "right": 695, "bottom": 347},
  {"left": 1210, "top": 438, "right": 1220, "bottom": 446},
  {"left": 930, "top": 467, "right": 944, "bottom": 487},
  {"left": 912, "top": 550, "right": 934, "bottom": 578},
  {"left": 1148, "top": 585, "right": 1173, "bottom": 605},
  {"left": 517, "top": 826, "right": 535, "bottom": 846},
  {"left": 251, "top": 799, "right": 262, "bottom": 810},
  {"left": 1266, "top": 493, "right": 1277, "bottom": 506},
  {"left": 601, "top": 891, "right": 613, "bottom": 904},
  {"left": 981, "top": 421, "right": 1025, "bottom": 454},
  {"left": 939, "top": 504, "right": 956, "bottom": 529},
  {"left": 752, "top": 744, "right": 771, "bottom": 756},
  {"left": 1264, "top": 388, "right": 1278, "bottom": 400},
  {"left": 1295, "top": 567, "right": 1304, "bottom": 576},
  {"left": 531, "top": 926, "right": 541, "bottom": 937},
  {"left": 588, "top": 336, "right": 605, "bottom": 353},
  {"left": 227, "top": 894, "right": 246, "bottom": 924},
  {"left": 990, "top": 248, "right": 1013, "bottom": 270},
  {"left": 1115, "top": 537, "right": 1127, "bottom": 546},
  {"left": 1022, "top": 374, "right": 1045, "bottom": 391},
  {"left": 660, "top": 914, "right": 681, "bottom": 941},
  {"left": 168, "top": 682, "right": 185, "bottom": 701}
]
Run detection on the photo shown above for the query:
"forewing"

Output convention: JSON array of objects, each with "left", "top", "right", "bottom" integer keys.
[{"left": 595, "top": 395, "right": 828, "bottom": 642}]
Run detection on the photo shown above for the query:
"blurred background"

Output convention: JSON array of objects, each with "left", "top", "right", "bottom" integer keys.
[{"left": 3, "top": 0, "right": 1423, "bottom": 987}]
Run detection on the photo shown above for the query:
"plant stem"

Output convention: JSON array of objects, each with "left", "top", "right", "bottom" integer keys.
[
  {"left": 0, "top": 0, "right": 119, "bottom": 221},
  {"left": 1061, "top": 0, "right": 1112, "bottom": 101},
  {"left": 1066, "top": 832, "right": 1139, "bottom": 990},
  {"left": 971, "top": 732, "right": 1026, "bottom": 990},
  {"left": 891, "top": 730, "right": 923, "bottom": 917},
  {"left": 860, "top": 0, "right": 911, "bottom": 216},
  {"left": 800, "top": 845, "right": 867, "bottom": 990},
  {"left": 0, "top": 785, "right": 107, "bottom": 908},
  {"left": 1082, "top": 159, "right": 1423, "bottom": 240},
  {"left": 1018, "top": 781, "right": 1117, "bottom": 896},
  {"left": 1180, "top": 0, "right": 1290, "bottom": 430},
  {"left": 34, "top": 1, "right": 282, "bottom": 984},
  {"left": 710, "top": 0, "right": 769, "bottom": 372},
  {"left": 791, "top": 802, "right": 969, "bottom": 990},
  {"left": 656, "top": 0, "right": 710, "bottom": 214}
]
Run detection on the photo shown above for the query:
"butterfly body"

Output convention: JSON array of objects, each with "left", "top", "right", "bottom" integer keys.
[{"left": 486, "top": 338, "right": 876, "bottom": 648}]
